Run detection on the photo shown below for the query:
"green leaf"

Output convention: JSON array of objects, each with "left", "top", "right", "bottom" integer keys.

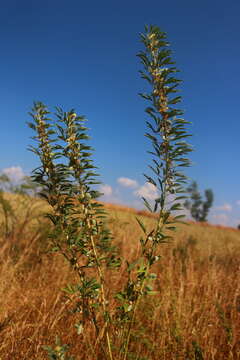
[
  {"left": 136, "top": 217, "right": 147, "bottom": 234},
  {"left": 142, "top": 197, "right": 153, "bottom": 212},
  {"left": 75, "top": 323, "right": 84, "bottom": 335},
  {"left": 173, "top": 214, "right": 186, "bottom": 221},
  {"left": 127, "top": 258, "right": 142, "bottom": 272}
]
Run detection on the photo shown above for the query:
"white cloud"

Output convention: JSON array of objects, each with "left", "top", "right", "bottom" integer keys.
[
  {"left": 236, "top": 200, "right": 240, "bottom": 206},
  {"left": 99, "top": 184, "right": 113, "bottom": 196},
  {"left": 98, "top": 184, "right": 123, "bottom": 204},
  {"left": 134, "top": 182, "right": 158, "bottom": 200},
  {"left": 215, "top": 203, "right": 232, "bottom": 212},
  {"left": 117, "top": 177, "right": 138, "bottom": 188},
  {"left": 2, "top": 166, "right": 25, "bottom": 182}
]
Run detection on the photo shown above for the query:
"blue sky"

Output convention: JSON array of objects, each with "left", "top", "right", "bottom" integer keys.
[{"left": 1, "top": 0, "right": 240, "bottom": 226}]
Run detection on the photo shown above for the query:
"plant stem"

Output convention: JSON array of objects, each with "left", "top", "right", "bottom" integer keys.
[
  {"left": 122, "top": 263, "right": 150, "bottom": 360},
  {"left": 87, "top": 219, "right": 113, "bottom": 360}
]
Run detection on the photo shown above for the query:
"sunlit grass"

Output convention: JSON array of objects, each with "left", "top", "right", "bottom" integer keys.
[{"left": 0, "top": 194, "right": 240, "bottom": 359}]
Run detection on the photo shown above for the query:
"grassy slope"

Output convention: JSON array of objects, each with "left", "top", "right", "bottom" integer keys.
[{"left": 0, "top": 194, "right": 240, "bottom": 359}]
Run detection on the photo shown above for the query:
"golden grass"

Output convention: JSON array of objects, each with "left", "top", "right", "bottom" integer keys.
[{"left": 0, "top": 195, "right": 240, "bottom": 359}]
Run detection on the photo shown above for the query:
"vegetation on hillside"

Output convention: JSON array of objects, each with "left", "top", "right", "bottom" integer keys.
[{"left": 0, "top": 195, "right": 240, "bottom": 359}]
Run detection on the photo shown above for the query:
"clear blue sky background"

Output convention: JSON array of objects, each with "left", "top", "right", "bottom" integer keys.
[{"left": 1, "top": 0, "right": 239, "bottom": 226}]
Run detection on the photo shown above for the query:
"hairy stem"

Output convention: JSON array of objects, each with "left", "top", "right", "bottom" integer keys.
[{"left": 87, "top": 219, "right": 113, "bottom": 360}]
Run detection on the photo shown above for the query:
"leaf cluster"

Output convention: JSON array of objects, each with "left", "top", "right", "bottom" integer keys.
[
  {"left": 138, "top": 25, "right": 192, "bottom": 216},
  {"left": 115, "top": 25, "right": 192, "bottom": 359},
  {"left": 28, "top": 102, "right": 120, "bottom": 351},
  {"left": 43, "top": 336, "right": 74, "bottom": 360}
]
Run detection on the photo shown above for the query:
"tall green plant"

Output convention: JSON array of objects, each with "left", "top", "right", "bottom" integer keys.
[
  {"left": 28, "top": 24, "right": 192, "bottom": 360},
  {"left": 28, "top": 102, "right": 120, "bottom": 359},
  {"left": 116, "top": 25, "right": 192, "bottom": 359}
]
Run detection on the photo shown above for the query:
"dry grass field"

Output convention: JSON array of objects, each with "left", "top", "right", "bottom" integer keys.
[{"left": 0, "top": 194, "right": 240, "bottom": 359}]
